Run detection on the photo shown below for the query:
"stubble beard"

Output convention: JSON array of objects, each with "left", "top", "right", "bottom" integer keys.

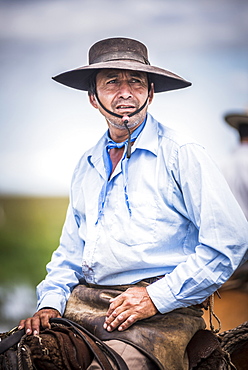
[{"left": 106, "top": 110, "right": 147, "bottom": 130}]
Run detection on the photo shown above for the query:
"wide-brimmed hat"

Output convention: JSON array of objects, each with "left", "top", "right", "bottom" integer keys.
[
  {"left": 52, "top": 37, "right": 191, "bottom": 93},
  {"left": 224, "top": 112, "right": 248, "bottom": 129}
]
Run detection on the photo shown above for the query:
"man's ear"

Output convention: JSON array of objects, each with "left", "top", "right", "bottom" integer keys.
[
  {"left": 148, "top": 83, "right": 154, "bottom": 105},
  {"left": 88, "top": 93, "right": 98, "bottom": 109}
]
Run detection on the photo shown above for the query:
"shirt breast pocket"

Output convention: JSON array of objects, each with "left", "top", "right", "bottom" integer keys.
[{"left": 111, "top": 191, "right": 159, "bottom": 246}]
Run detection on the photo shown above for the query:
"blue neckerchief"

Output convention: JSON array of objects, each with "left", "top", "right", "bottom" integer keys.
[{"left": 96, "top": 117, "right": 147, "bottom": 223}]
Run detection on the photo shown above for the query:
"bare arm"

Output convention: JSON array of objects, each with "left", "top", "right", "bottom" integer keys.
[
  {"left": 18, "top": 308, "right": 61, "bottom": 335},
  {"left": 104, "top": 286, "right": 158, "bottom": 332}
]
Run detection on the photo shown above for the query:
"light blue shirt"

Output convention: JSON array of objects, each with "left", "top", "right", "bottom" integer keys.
[{"left": 37, "top": 113, "right": 248, "bottom": 315}]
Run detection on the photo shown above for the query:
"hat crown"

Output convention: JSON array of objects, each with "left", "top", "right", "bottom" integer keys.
[
  {"left": 53, "top": 37, "right": 191, "bottom": 93},
  {"left": 88, "top": 37, "right": 150, "bottom": 65}
]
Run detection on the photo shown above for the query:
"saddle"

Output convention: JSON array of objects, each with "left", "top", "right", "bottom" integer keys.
[
  {"left": 0, "top": 318, "right": 128, "bottom": 370},
  {"left": 0, "top": 318, "right": 236, "bottom": 370},
  {"left": 186, "top": 329, "right": 235, "bottom": 370},
  {"left": 0, "top": 320, "right": 233, "bottom": 370}
]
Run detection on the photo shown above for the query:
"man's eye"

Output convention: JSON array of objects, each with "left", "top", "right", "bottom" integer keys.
[
  {"left": 106, "top": 79, "right": 117, "bottom": 84},
  {"left": 131, "top": 78, "right": 142, "bottom": 83}
]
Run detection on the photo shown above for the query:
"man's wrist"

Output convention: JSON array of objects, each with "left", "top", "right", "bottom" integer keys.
[{"left": 38, "top": 307, "right": 61, "bottom": 314}]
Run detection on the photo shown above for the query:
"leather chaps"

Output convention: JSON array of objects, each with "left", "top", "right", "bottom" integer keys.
[{"left": 64, "top": 282, "right": 206, "bottom": 370}]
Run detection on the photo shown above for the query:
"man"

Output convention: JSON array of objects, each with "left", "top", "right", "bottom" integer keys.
[
  {"left": 221, "top": 112, "right": 248, "bottom": 220},
  {"left": 19, "top": 38, "right": 248, "bottom": 369}
]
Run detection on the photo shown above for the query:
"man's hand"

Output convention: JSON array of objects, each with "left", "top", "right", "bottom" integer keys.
[
  {"left": 18, "top": 308, "right": 61, "bottom": 335},
  {"left": 103, "top": 287, "right": 158, "bottom": 332}
]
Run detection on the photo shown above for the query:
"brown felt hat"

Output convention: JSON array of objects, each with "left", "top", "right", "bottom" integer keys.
[
  {"left": 52, "top": 37, "right": 191, "bottom": 93},
  {"left": 224, "top": 112, "right": 248, "bottom": 129}
]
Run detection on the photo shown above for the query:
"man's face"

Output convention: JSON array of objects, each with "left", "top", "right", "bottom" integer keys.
[{"left": 89, "top": 69, "right": 153, "bottom": 130}]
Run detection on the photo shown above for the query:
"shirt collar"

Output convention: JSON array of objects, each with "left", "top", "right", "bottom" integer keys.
[
  {"left": 133, "top": 112, "right": 158, "bottom": 156},
  {"left": 106, "top": 115, "right": 147, "bottom": 145},
  {"left": 88, "top": 112, "right": 159, "bottom": 169}
]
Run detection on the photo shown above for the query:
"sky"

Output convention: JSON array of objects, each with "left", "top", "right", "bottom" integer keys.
[{"left": 0, "top": 0, "right": 248, "bottom": 195}]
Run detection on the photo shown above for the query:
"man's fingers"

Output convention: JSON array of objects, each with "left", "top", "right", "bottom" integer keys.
[
  {"left": 38, "top": 309, "right": 61, "bottom": 330},
  {"left": 106, "top": 295, "right": 123, "bottom": 317},
  {"left": 39, "top": 314, "right": 51, "bottom": 330},
  {"left": 105, "top": 310, "right": 134, "bottom": 332},
  {"left": 104, "top": 303, "right": 126, "bottom": 327},
  {"left": 18, "top": 308, "right": 61, "bottom": 336},
  {"left": 104, "top": 287, "right": 158, "bottom": 332},
  {"left": 30, "top": 316, "right": 42, "bottom": 335},
  {"left": 105, "top": 313, "right": 137, "bottom": 332},
  {"left": 118, "top": 315, "right": 136, "bottom": 331},
  {"left": 18, "top": 319, "right": 25, "bottom": 330},
  {"left": 19, "top": 316, "right": 41, "bottom": 335}
]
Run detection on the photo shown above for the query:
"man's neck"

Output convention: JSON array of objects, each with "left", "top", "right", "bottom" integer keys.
[
  {"left": 107, "top": 119, "right": 146, "bottom": 143},
  {"left": 108, "top": 128, "right": 130, "bottom": 143}
]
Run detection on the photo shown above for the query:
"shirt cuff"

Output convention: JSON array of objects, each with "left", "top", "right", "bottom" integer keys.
[
  {"left": 146, "top": 277, "right": 184, "bottom": 314},
  {"left": 37, "top": 293, "right": 67, "bottom": 316}
]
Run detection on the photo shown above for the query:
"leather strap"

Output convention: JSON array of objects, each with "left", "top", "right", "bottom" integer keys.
[
  {"left": 0, "top": 319, "right": 128, "bottom": 370},
  {"left": 51, "top": 318, "right": 128, "bottom": 370},
  {"left": 72, "top": 326, "right": 113, "bottom": 369},
  {"left": 0, "top": 328, "right": 25, "bottom": 354}
]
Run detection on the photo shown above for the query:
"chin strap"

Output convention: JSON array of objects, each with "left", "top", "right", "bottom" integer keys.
[
  {"left": 122, "top": 119, "right": 132, "bottom": 158},
  {"left": 94, "top": 92, "right": 149, "bottom": 158}
]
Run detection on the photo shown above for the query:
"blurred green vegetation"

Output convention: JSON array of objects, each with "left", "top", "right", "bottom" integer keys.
[{"left": 0, "top": 196, "right": 69, "bottom": 286}]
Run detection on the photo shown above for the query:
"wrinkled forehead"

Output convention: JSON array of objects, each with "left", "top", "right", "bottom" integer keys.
[{"left": 96, "top": 68, "right": 148, "bottom": 81}]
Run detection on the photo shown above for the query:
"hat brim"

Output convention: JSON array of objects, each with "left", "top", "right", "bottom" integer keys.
[
  {"left": 52, "top": 60, "right": 191, "bottom": 93},
  {"left": 224, "top": 113, "right": 248, "bottom": 129}
]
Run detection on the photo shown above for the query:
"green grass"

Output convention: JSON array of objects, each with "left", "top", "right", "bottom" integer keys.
[{"left": 0, "top": 196, "right": 69, "bottom": 286}]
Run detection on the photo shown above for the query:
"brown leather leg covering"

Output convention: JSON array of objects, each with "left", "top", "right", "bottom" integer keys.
[{"left": 64, "top": 284, "right": 206, "bottom": 370}]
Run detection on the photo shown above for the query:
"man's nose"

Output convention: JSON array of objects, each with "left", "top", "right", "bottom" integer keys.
[{"left": 118, "top": 81, "right": 133, "bottom": 99}]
